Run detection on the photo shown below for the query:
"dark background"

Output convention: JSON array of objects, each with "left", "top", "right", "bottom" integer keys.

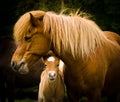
[
  {"left": 0, "top": 0, "right": 120, "bottom": 37},
  {"left": 0, "top": 1, "right": 119, "bottom": 101}
]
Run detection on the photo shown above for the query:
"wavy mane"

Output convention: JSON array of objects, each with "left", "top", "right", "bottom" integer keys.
[
  {"left": 14, "top": 10, "right": 110, "bottom": 58},
  {"left": 43, "top": 11, "right": 109, "bottom": 58}
]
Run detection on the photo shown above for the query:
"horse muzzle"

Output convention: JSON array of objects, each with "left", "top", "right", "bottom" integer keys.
[
  {"left": 11, "top": 60, "right": 29, "bottom": 74},
  {"left": 48, "top": 71, "right": 57, "bottom": 81}
]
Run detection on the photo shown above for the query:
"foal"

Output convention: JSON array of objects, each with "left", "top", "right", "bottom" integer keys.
[{"left": 38, "top": 54, "right": 65, "bottom": 102}]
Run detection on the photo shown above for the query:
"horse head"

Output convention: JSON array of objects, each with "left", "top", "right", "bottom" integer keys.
[{"left": 11, "top": 11, "right": 51, "bottom": 74}]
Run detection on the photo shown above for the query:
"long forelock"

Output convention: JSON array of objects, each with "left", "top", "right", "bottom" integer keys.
[
  {"left": 14, "top": 12, "right": 32, "bottom": 44},
  {"left": 13, "top": 10, "right": 45, "bottom": 44},
  {"left": 43, "top": 11, "right": 109, "bottom": 58}
]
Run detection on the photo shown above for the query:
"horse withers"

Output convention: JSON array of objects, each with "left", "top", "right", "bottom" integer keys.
[{"left": 38, "top": 52, "right": 65, "bottom": 102}]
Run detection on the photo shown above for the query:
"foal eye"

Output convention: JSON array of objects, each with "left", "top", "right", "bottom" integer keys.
[
  {"left": 39, "top": 17, "right": 43, "bottom": 21},
  {"left": 44, "top": 64, "right": 47, "bottom": 67},
  {"left": 24, "top": 36, "right": 32, "bottom": 41}
]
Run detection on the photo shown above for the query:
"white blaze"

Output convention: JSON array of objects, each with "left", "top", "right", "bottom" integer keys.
[{"left": 47, "top": 56, "right": 55, "bottom": 62}]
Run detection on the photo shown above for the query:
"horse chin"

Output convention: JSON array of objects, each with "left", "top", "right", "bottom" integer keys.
[
  {"left": 18, "top": 64, "right": 29, "bottom": 74},
  {"left": 49, "top": 79, "right": 55, "bottom": 82},
  {"left": 50, "top": 78, "right": 54, "bottom": 80},
  {"left": 49, "top": 77, "right": 56, "bottom": 81}
]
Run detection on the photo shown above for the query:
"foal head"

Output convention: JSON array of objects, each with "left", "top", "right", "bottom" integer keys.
[{"left": 42, "top": 54, "right": 61, "bottom": 81}]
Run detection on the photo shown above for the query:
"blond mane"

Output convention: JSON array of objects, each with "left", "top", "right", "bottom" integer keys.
[
  {"left": 14, "top": 10, "right": 110, "bottom": 58},
  {"left": 43, "top": 11, "right": 109, "bottom": 58}
]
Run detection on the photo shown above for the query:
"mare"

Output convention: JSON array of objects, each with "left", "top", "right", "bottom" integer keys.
[
  {"left": 38, "top": 51, "right": 65, "bottom": 102},
  {"left": 0, "top": 36, "right": 44, "bottom": 102},
  {"left": 11, "top": 10, "right": 120, "bottom": 102}
]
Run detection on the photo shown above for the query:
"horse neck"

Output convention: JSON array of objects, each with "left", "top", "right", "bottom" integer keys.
[
  {"left": 47, "top": 76, "right": 59, "bottom": 95},
  {"left": 52, "top": 49, "right": 83, "bottom": 66}
]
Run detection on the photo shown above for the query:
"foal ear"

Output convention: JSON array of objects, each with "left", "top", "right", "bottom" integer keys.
[
  {"left": 41, "top": 57, "right": 47, "bottom": 69},
  {"left": 41, "top": 56, "right": 48, "bottom": 63},
  {"left": 47, "top": 50, "right": 55, "bottom": 56},
  {"left": 29, "top": 13, "right": 44, "bottom": 27}
]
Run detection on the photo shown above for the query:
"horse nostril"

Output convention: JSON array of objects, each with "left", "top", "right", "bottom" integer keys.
[
  {"left": 19, "top": 61, "right": 25, "bottom": 69},
  {"left": 49, "top": 72, "right": 56, "bottom": 79},
  {"left": 11, "top": 61, "right": 16, "bottom": 68},
  {"left": 11, "top": 61, "right": 18, "bottom": 71},
  {"left": 11, "top": 61, "right": 26, "bottom": 72}
]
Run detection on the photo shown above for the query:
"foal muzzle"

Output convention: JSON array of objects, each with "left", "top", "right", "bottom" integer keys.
[{"left": 48, "top": 71, "right": 57, "bottom": 80}]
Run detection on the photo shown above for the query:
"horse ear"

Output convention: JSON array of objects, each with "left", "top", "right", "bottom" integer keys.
[
  {"left": 41, "top": 57, "right": 45, "bottom": 63},
  {"left": 29, "top": 13, "right": 44, "bottom": 27},
  {"left": 41, "top": 56, "right": 48, "bottom": 63},
  {"left": 47, "top": 50, "right": 55, "bottom": 56},
  {"left": 41, "top": 57, "right": 47, "bottom": 68}
]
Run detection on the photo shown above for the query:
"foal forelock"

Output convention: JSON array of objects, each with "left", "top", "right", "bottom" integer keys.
[{"left": 43, "top": 11, "right": 110, "bottom": 58}]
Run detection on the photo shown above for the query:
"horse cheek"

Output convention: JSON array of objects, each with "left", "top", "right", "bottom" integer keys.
[{"left": 38, "top": 38, "right": 51, "bottom": 54}]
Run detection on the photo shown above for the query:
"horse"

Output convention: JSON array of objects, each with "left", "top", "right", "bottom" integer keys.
[
  {"left": 38, "top": 51, "right": 65, "bottom": 102},
  {"left": 11, "top": 10, "right": 120, "bottom": 102},
  {"left": 0, "top": 36, "right": 44, "bottom": 102}
]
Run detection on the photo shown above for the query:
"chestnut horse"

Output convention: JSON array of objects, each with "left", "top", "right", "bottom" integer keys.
[
  {"left": 38, "top": 52, "right": 65, "bottom": 102},
  {"left": 11, "top": 10, "right": 120, "bottom": 102},
  {"left": 0, "top": 36, "right": 44, "bottom": 102}
]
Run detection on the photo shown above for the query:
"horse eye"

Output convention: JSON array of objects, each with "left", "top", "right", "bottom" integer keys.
[
  {"left": 57, "top": 64, "right": 59, "bottom": 67},
  {"left": 24, "top": 36, "right": 31, "bottom": 41},
  {"left": 38, "top": 16, "right": 43, "bottom": 21},
  {"left": 43, "top": 64, "right": 47, "bottom": 70},
  {"left": 44, "top": 64, "right": 47, "bottom": 67},
  {"left": 28, "top": 28, "right": 32, "bottom": 33}
]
